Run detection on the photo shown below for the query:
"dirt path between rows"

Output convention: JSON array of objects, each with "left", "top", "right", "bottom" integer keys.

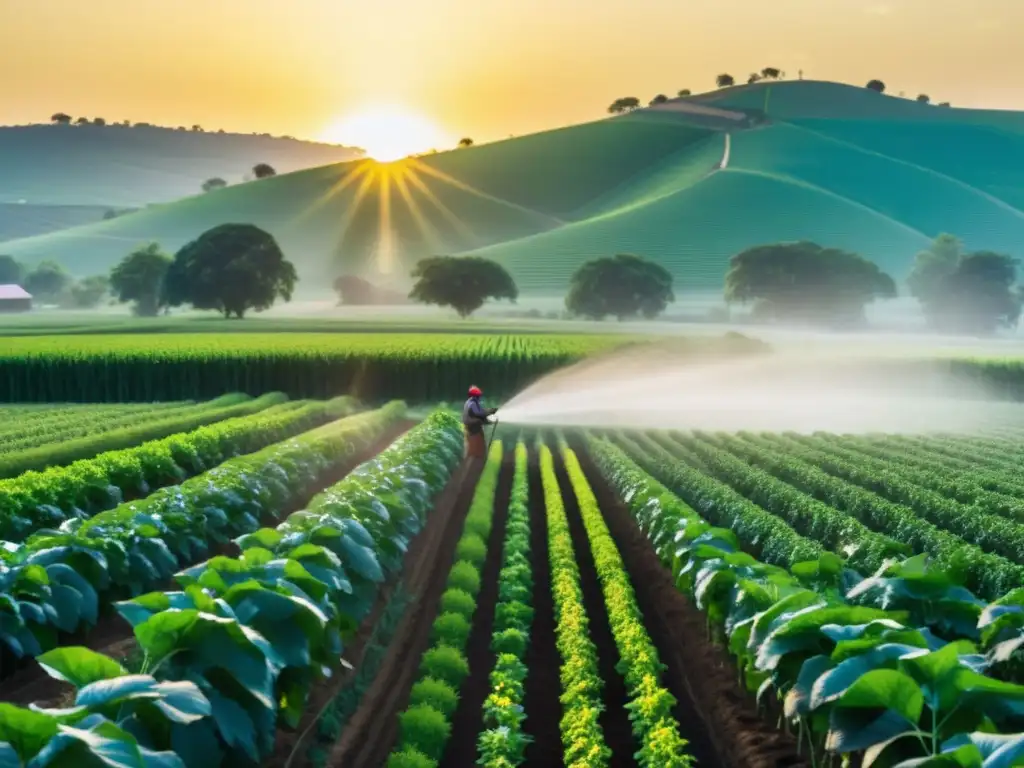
[
  {"left": 440, "top": 454, "right": 514, "bottom": 767},
  {"left": 573, "top": 444, "right": 809, "bottom": 768},
  {"left": 0, "top": 421, "right": 414, "bottom": 706},
  {"left": 326, "top": 459, "right": 484, "bottom": 767},
  {"left": 521, "top": 459, "right": 566, "bottom": 768}
]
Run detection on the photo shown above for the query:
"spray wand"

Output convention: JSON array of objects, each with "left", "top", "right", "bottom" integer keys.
[{"left": 485, "top": 415, "right": 500, "bottom": 454}]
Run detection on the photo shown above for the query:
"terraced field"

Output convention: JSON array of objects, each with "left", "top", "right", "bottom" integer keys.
[
  {"left": 5, "top": 80, "right": 1023, "bottom": 295},
  {"left": 4, "top": 395, "right": 1024, "bottom": 767}
]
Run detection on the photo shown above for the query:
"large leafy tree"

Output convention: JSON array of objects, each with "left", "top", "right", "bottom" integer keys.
[
  {"left": 866, "top": 79, "right": 887, "bottom": 93},
  {"left": 24, "top": 261, "right": 72, "bottom": 304},
  {"left": 110, "top": 242, "right": 173, "bottom": 316},
  {"left": 909, "top": 235, "right": 1021, "bottom": 333},
  {"left": 565, "top": 253, "right": 674, "bottom": 321},
  {"left": 724, "top": 241, "right": 896, "bottom": 326},
  {"left": 163, "top": 224, "right": 297, "bottom": 318},
  {"left": 409, "top": 256, "right": 517, "bottom": 318},
  {"left": 252, "top": 163, "right": 277, "bottom": 179},
  {"left": 607, "top": 97, "right": 641, "bottom": 114},
  {"left": 201, "top": 177, "right": 228, "bottom": 193},
  {"left": 716, "top": 73, "right": 735, "bottom": 88},
  {"left": 0, "top": 255, "right": 23, "bottom": 285}
]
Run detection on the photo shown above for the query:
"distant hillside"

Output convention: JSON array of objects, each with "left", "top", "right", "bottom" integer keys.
[
  {"left": 0, "top": 123, "right": 362, "bottom": 209},
  {"left": 4, "top": 81, "right": 1024, "bottom": 297}
]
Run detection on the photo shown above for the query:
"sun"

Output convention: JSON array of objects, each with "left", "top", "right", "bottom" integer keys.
[{"left": 320, "top": 106, "right": 450, "bottom": 162}]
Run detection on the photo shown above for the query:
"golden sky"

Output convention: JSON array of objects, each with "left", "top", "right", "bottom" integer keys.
[{"left": 2, "top": 0, "right": 1022, "bottom": 149}]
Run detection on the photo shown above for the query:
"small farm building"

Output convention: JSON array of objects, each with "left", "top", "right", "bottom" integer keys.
[{"left": 0, "top": 285, "right": 32, "bottom": 312}]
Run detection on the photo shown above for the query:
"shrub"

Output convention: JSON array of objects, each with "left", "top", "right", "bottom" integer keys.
[
  {"left": 494, "top": 601, "right": 534, "bottom": 632},
  {"left": 438, "top": 588, "right": 476, "bottom": 620},
  {"left": 491, "top": 627, "right": 528, "bottom": 657},
  {"left": 386, "top": 747, "right": 437, "bottom": 768},
  {"left": 431, "top": 611, "right": 472, "bottom": 649},
  {"left": 455, "top": 533, "right": 488, "bottom": 567},
  {"left": 397, "top": 704, "right": 451, "bottom": 760},
  {"left": 464, "top": 509, "right": 492, "bottom": 540},
  {"left": 408, "top": 677, "right": 460, "bottom": 718},
  {"left": 447, "top": 560, "right": 481, "bottom": 596},
  {"left": 419, "top": 645, "right": 470, "bottom": 688}
]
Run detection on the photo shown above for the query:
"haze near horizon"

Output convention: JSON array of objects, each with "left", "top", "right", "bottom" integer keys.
[{"left": 2, "top": 0, "right": 1022, "bottom": 155}]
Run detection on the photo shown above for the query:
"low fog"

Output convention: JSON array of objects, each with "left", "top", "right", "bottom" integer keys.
[{"left": 497, "top": 337, "right": 1024, "bottom": 435}]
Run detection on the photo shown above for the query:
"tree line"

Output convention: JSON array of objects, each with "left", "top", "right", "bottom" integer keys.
[
  {"left": 608, "top": 69, "right": 951, "bottom": 113},
  {"left": 45, "top": 113, "right": 300, "bottom": 138}
]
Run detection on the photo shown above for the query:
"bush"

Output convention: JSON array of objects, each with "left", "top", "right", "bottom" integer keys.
[
  {"left": 464, "top": 509, "right": 492, "bottom": 541},
  {"left": 447, "top": 561, "right": 481, "bottom": 596},
  {"left": 386, "top": 747, "right": 437, "bottom": 768},
  {"left": 408, "top": 677, "right": 460, "bottom": 718},
  {"left": 397, "top": 704, "right": 451, "bottom": 760},
  {"left": 491, "top": 627, "right": 528, "bottom": 657},
  {"left": 419, "top": 645, "right": 470, "bottom": 688},
  {"left": 431, "top": 611, "right": 472, "bottom": 649},
  {"left": 438, "top": 588, "right": 476, "bottom": 620},
  {"left": 495, "top": 601, "right": 534, "bottom": 632},
  {"left": 455, "top": 533, "right": 488, "bottom": 567}
]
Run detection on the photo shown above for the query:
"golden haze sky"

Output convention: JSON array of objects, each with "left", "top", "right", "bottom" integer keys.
[{"left": 2, "top": 0, "right": 1022, "bottom": 148}]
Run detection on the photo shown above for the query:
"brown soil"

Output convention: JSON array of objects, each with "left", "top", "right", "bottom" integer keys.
[
  {"left": 326, "top": 459, "right": 485, "bottom": 767},
  {"left": 439, "top": 454, "right": 514, "bottom": 768},
  {"left": 553, "top": 455, "right": 637, "bottom": 767},
  {"left": 521, "top": 457, "right": 566, "bottom": 768},
  {"left": 0, "top": 421, "right": 413, "bottom": 707},
  {"left": 572, "top": 444, "right": 810, "bottom": 768}
]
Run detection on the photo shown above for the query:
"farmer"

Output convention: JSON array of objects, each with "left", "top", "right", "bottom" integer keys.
[{"left": 462, "top": 385, "right": 497, "bottom": 459}]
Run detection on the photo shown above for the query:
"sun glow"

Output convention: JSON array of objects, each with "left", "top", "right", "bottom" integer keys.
[{"left": 320, "top": 106, "right": 451, "bottom": 162}]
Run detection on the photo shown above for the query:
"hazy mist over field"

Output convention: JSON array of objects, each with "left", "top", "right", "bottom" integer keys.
[{"left": 498, "top": 336, "right": 1024, "bottom": 434}]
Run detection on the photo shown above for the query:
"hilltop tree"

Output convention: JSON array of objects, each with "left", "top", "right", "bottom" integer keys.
[
  {"left": 0, "top": 255, "right": 23, "bottom": 285},
  {"left": 716, "top": 73, "right": 735, "bottom": 88},
  {"left": 747, "top": 73, "right": 762, "bottom": 84},
  {"left": 50, "top": 113, "right": 72, "bottom": 125},
  {"left": 201, "top": 177, "right": 228, "bottom": 193},
  {"left": 409, "top": 256, "right": 517, "bottom": 318},
  {"left": 908, "top": 234, "right": 1021, "bottom": 333},
  {"left": 92, "top": 117, "right": 106, "bottom": 126},
  {"left": 916, "top": 94, "right": 930, "bottom": 103},
  {"left": 110, "top": 242, "right": 173, "bottom": 316},
  {"left": 252, "top": 163, "right": 277, "bottom": 179},
  {"left": 725, "top": 241, "right": 896, "bottom": 326},
  {"left": 866, "top": 79, "right": 886, "bottom": 93},
  {"left": 761, "top": 67, "right": 782, "bottom": 80},
  {"left": 607, "top": 97, "right": 641, "bottom": 114},
  {"left": 938, "top": 102, "right": 951, "bottom": 107},
  {"left": 75, "top": 117, "right": 90, "bottom": 126},
  {"left": 24, "top": 261, "right": 73, "bottom": 304},
  {"left": 191, "top": 125, "right": 204, "bottom": 132},
  {"left": 649, "top": 94, "right": 669, "bottom": 106},
  {"left": 565, "top": 253, "right": 674, "bottom": 321},
  {"left": 69, "top": 275, "right": 109, "bottom": 308},
  {"left": 163, "top": 224, "right": 297, "bottom": 318},
  {"left": 677, "top": 89, "right": 692, "bottom": 97},
  {"left": 458, "top": 137, "right": 474, "bottom": 148}
]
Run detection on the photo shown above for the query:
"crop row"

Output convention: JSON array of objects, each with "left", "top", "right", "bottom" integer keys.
[
  {"left": 477, "top": 440, "right": 533, "bottom": 767},
  {"left": 587, "top": 434, "right": 1024, "bottom": 766},
  {"left": 0, "top": 410, "right": 464, "bottom": 766},
  {"left": 0, "top": 402, "right": 399, "bottom": 665},
  {"left": 0, "top": 393, "right": 355, "bottom": 542},
  {"left": 0, "top": 402, "right": 186, "bottom": 447},
  {"left": 559, "top": 443, "right": 692, "bottom": 766},
  {"left": 387, "top": 439, "right": 506, "bottom": 766},
  {"left": 786, "top": 432, "right": 1024, "bottom": 528},
  {"left": 611, "top": 430, "right": 1024, "bottom": 648},
  {"left": 717, "top": 431, "right": 1024, "bottom": 598},
  {"left": 0, "top": 393, "right": 276, "bottom": 479},
  {"left": 0, "top": 333, "right": 620, "bottom": 403}
]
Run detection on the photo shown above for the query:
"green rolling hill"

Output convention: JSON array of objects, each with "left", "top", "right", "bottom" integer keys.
[{"left": 3, "top": 80, "right": 1023, "bottom": 296}]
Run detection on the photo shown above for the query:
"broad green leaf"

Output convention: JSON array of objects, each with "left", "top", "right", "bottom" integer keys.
[
  {"left": 0, "top": 703, "right": 57, "bottom": 761},
  {"left": 36, "top": 647, "right": 127, "bottom": 689},
  {"left": 205, "top": 689, "right": 258, "bottom": 762},
  {"left": 836, "top": 669, "right": 924, "bottom": 724},
  {"left": 943, "top": 732, "right": 1024, "bottom": 768},
  {"left": 134, "top": 609, "right": 198, "bottom": 664}
]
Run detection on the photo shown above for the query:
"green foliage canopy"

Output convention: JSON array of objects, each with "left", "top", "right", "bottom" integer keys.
[
  {"left": 724, "top": 241, "right": 896, "bottom": 326},
  {"left": 0, "top": 255, "right": 23, "bottom": 285},
  {"left": 408, "top": 256, "right": 517, "bottom": 318},
  {"left": 163, "top": 224, "right": 297, "bottom": 318},
  {"left": 565, "top": 253, "right": 675, "bottom": 320},
  {"left": 24, "top": 261, "right": 72, "bottom": 304},
  {"left": 110, "top": 242, "right": 173, "bottom": 317}
]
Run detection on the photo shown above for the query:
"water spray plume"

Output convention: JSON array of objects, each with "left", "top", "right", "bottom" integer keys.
[{"left": 498, "top": 337, "right": 1024, "bottom": 435}]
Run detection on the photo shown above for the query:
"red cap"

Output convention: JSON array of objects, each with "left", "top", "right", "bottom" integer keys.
[{"left": 468, "top": 385, "right": 482, "bottom": 397}]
